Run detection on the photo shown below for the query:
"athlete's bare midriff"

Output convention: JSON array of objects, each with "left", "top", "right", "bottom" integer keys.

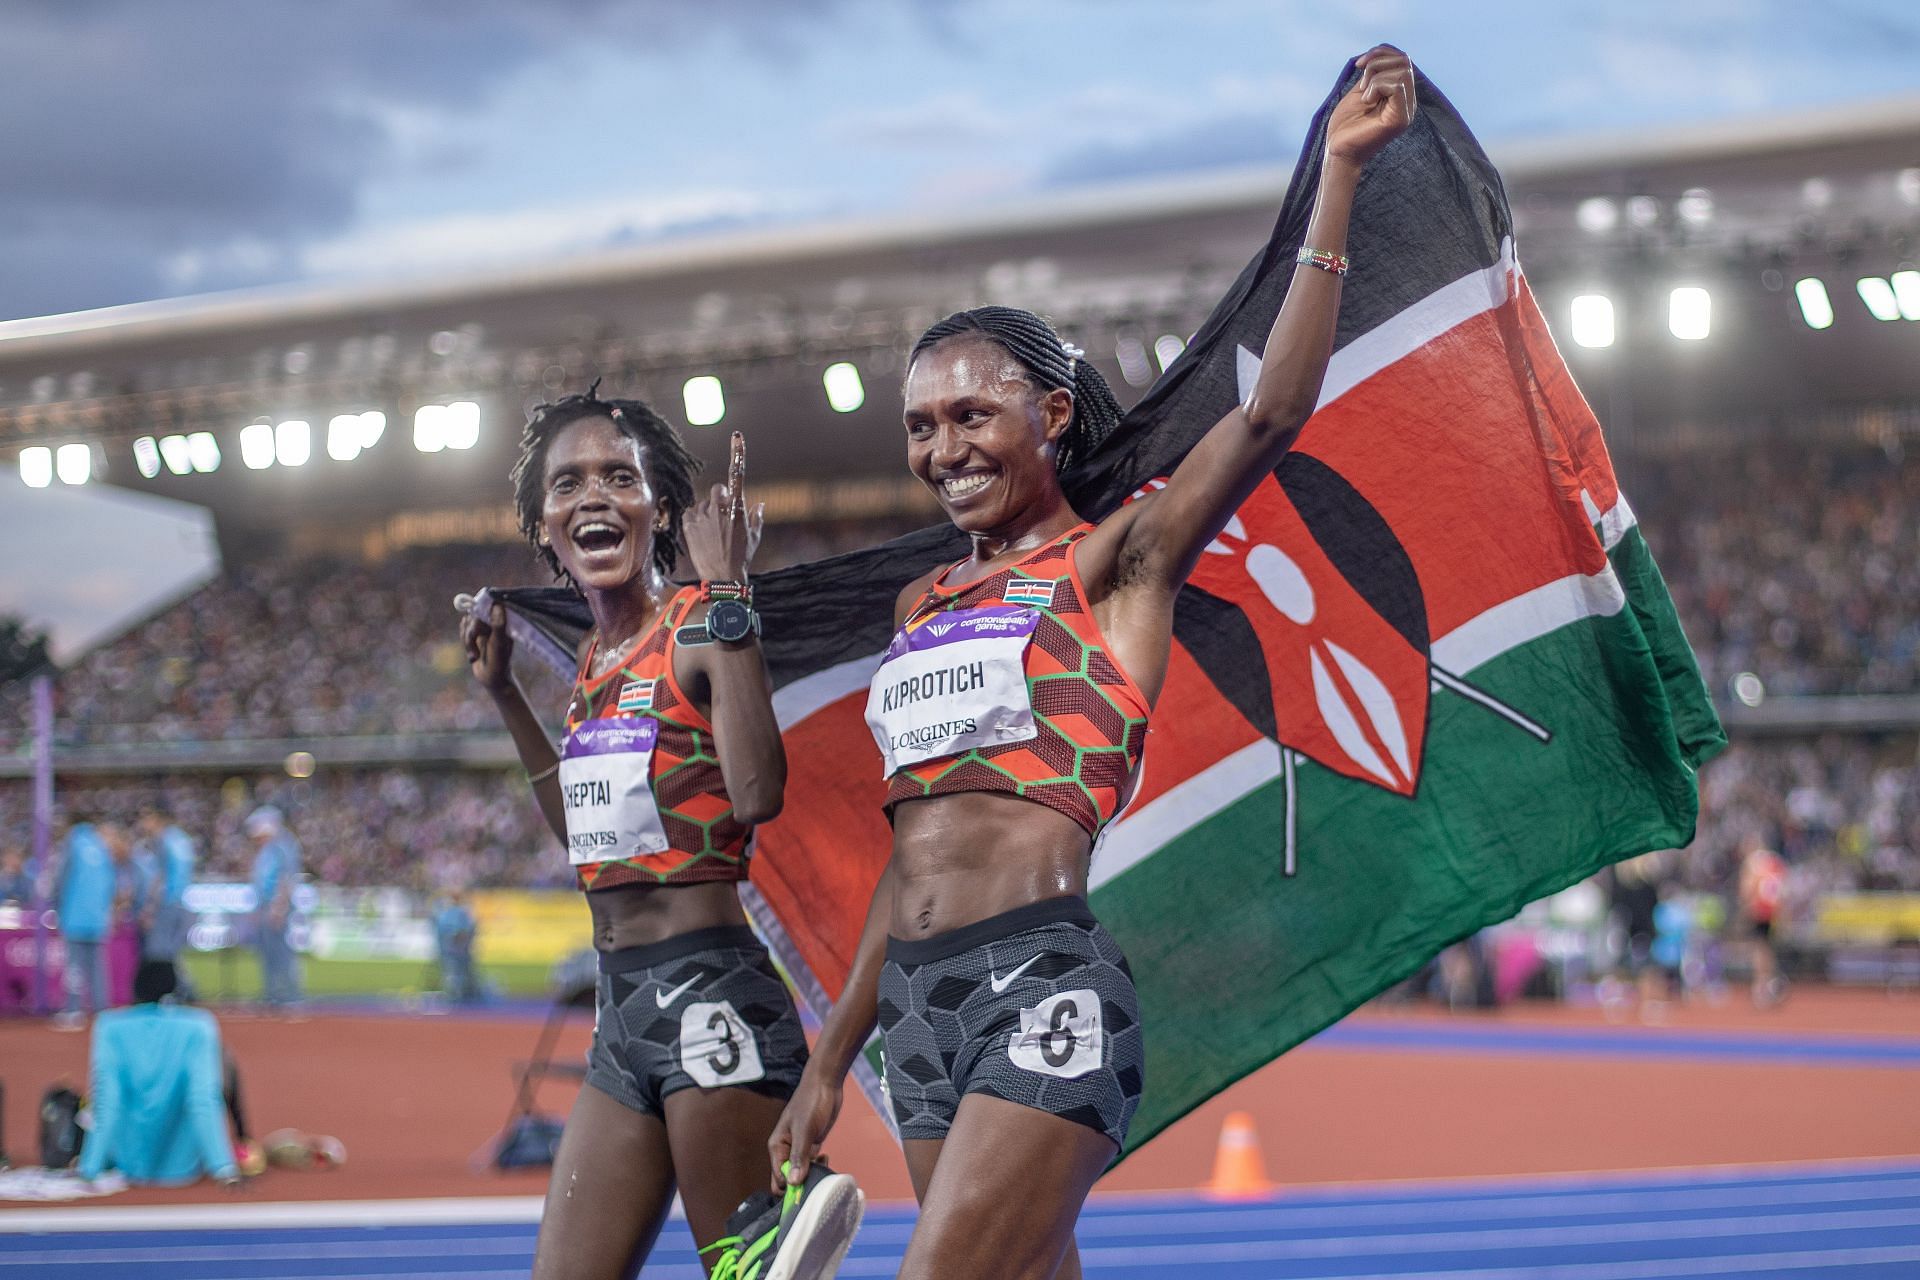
[
  {"left": 585, "top": 878, "right": 747, "bottom": 952},
  {"left": 889, "top": 791, "right": 1093, "bottom": 940}
]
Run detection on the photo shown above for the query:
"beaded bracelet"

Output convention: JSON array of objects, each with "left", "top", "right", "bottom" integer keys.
[{"left": 1296, "top": 246, "right": 1351, "bottom": 276}]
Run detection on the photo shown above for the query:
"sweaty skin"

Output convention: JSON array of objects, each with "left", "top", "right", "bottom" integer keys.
[{"left": 771, "top": 46, "right": 1419, "bottom": 1280}]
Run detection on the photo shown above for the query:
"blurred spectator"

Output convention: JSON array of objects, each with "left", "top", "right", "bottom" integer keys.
[
  {"left": 137, "top": 806, "right": 201, "bottom": 1001},
  {"left": 246, "top": 807, "right": 303, "bottom": 1011},
  {"left": 0, "top": 843, "right": 31, "bottom": 904},
  {"left": 53, "top": 821, "right": 123, "bottom": 1030},
  {"left": 77, "top": 960, "right": 241, "bottom": 1188},
  {"left": 1737, "top": 833, "right": 1789, "bottom": 1007},
  {"left": 433, "top": 889, "right": 480, "bottom": 1004}
]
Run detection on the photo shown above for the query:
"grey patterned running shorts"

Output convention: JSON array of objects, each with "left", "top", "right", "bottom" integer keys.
[
  {"left": 585, "top": 924, "right": 808, "bottom": 1117},
  {"left": 877, "top": 896, "right": 1143, "bottom": 1150}
]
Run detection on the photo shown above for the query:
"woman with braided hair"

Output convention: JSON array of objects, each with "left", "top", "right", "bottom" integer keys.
[
  {"left": 769, "top": 46, "right": 1415, "bottom": 1280},
  {"left": 460, "top": 386, "right": 862, "bottom": 1280}
]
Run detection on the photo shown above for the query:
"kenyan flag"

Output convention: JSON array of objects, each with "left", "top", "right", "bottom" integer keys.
[{"left": 482, "top": 61, "right": 1724, "bottom": 1161}]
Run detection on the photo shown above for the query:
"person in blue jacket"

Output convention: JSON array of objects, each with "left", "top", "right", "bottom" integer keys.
[
  {"left": 78, "top": 959, "right": 240, "bottom": 1187},
  {"left": 245, "top": 807, "right": 304, "bottom": 1010},
  {"left": 53, "top": 821, "right": 124, "bottom": 1031},
  {"left": 137, "top": 806, "right": 201, "bottom": 1001}
]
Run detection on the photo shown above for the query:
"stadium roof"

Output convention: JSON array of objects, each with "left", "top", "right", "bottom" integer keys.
[{"left": 3, "top": 96, "right": 1917, "bottom": 544}]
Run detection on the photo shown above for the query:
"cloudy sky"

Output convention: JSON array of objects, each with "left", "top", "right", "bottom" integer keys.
[{"left": 4, "top": 0, "right": 1917, "bottom": 323}]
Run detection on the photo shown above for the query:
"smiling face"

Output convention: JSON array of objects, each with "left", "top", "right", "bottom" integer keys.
[
  {"left": 903, "top": 335, "right": 1073, "bottom": 536},
  {"left": 540, "top": 414, "right": 664, "bottom": 595}
]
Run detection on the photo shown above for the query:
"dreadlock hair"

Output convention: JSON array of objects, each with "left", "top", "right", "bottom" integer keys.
[
  {"left": 909, "top": 306, "right": 1124, "bottom": 475},
  {"left": 508, "top": 379, "right": 701, "bottom": 584}
]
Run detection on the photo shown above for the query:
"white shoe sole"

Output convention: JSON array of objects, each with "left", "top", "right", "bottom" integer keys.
[{"left": 767, "top": 1174, "right": 865, "bottom": 1280}]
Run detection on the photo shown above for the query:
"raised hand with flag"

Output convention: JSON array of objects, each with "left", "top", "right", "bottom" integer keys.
[
  {"left": 745, "top": 48, "right": 1417, "bottom": 1280},
  {"left": 467, "top": 43, "right": 1723, "bottom": 1259}
]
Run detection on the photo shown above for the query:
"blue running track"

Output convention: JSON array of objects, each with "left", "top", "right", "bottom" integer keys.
[{"left": 5, "top": 1159, "right": 1919, "bottom": 1278}]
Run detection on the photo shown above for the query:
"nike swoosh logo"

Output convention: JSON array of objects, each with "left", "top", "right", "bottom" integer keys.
[
  {"left": 989, "top": 954, "right": 1042, "bottom": 994},
  {"left": 654, "top": 975, "right": 701, "bottom": 1008}
]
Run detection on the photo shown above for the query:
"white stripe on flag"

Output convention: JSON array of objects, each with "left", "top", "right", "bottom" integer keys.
[
  {"left": 773, "top": 651, "right": 881, "bottom": 728},
  {"left": 1431, "top": 567, "right": 1628, "bottom": 676},
  {"left": 1093, "top": 739, "right": 1284, "bottom": 891},
  {"left": 1317, "top": 237, "right": 1516, "bottom": 410},
  {"left": 1583, "top": 489, "right": 1639, "bottom": 551}
]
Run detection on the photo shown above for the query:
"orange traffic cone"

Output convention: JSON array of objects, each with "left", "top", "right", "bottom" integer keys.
[{"left": 1205, "top": 1110, "right": 1275, "bottom": 1199}]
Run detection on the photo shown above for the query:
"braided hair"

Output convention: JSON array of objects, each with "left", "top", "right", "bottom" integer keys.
[
  {"left": 909, "top": 306, "right": 1123, "bottom": 474},
  {"left": 508, "top": 379, "right": 701, "bottom": 583}
]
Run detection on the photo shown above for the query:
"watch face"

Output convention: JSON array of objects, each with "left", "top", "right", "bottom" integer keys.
[{"left": 706, "top": 598, "right": 754, "bottom": 643}]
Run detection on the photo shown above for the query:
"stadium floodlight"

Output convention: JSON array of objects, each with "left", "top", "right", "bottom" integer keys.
[
  {"left": 56, "top": 442, "right": 91, "bottom": 485},
  {"left": 1668, "top": 287, "right": 1711, "bottom": 340},
  {"left": 683, "top": 376, "right": 725, "bottom": 427},
  {"left": 1856, "top": 277, "right": 1901, "bottom": 322},
  {"left": 1793, "top": 278, "right": 1834, "bottom": 330},
  {"left": 186, "top": 432, "right": 221, "bottom": 473},
  {"left": 1676, "top": 188, "right": 1713, "bottom": 226},
  {"left": 1153, "top": 334, "right": 1185, "bottom": 373},
  {"left": 158, "top": 434, "right": 193, "bottom": 475},
  {"left": 19, "top": 446, "right": 53, "bottom": 487},
  {"left": 445, "top": 401, "right": 481, "bottom": 450},
  {"left": 133, "top": 436, "right": 162, "bottom": 478},
  {"left": 414, "top": 403, "right": 448, "bottom": 452},
  {"left": 358, "top": 410, "right": 386, "bottom": 450},
  {"left": 823, "top": 362, "right": 865, "bottom": 413},
  {"left": 1575, "top": 197, "right": 1617, "bottom": 234},
  {"left": 1569, "top": 294, "right": 1615, "bottom": 348},
  {"left": 1891, "top": 270, "right": 1920, "bottom": 321},
  {"left": 327, "top": 414, "right": 363, "bottom": 462},
  {"left": 274, "top": 420, "right": 311, "bottom": 467},
  {"left": 240, "top": 422, "right": 276, "bottom": 469}
]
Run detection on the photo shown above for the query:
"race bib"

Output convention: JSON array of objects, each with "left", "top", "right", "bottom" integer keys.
[
  {"left": 866, "top": 606, "right": 1040, "bottom": 776},
  {"left": 559, "top": 717, "right": 671, "bottom": 866},
  {"left": 679, "top": 1000, "right": 767, "bottom": 1088},
  {"left": 1009, "top": 988, "right": 1104, "bottom": 1080}
]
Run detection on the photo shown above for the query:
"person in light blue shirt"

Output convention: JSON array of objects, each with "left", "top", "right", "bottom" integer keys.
[
  {"left": 78, "top": 960, "right": 240, "bottom": 1187},
  {"left": 432, "top": 890, "right": 480, "bottom": 1004},
  {"left": 245, "top": 807, "right": 303, "bottom": 1009},
  {"left": 0, "top": 844, "right": 33, "bottom": 906},
  {"left": 137, "top": 807, "right": 200, "bottom": 1001},
  {"left": 54, "top": 821, "right": 125, "bottom": 1029}
]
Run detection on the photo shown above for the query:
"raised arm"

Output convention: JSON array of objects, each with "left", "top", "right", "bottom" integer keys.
[
  {"left": 461, "top": 601, "right": 568, "bottom": 841},
  {"left": 678, "top": 434, "right": 786, "bottom": 823},
  {"left": 1097, "top": 47, "right": 1415, "bottom": 593}
]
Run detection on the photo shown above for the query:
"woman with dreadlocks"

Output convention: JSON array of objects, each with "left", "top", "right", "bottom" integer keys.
[
  {"left": 769, "top": 47, "right": 1415, "bottom": 1280},
  {"left": 461, "top": 386, "right": 862, "bottom": 1280}
]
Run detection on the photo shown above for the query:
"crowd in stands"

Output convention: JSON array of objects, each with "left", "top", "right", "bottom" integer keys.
[
  {"left": 1625, "top": 440, "right": 1920, "bottom": 699},
  {"left": 1, "top": 769, "right": 560, "bottom": 895},
  {"left": 0, "top": 440, "right": 1914, "bottom": 905},
  {"left": 0, "top": 516, "right": 920, "bottom": 754}
]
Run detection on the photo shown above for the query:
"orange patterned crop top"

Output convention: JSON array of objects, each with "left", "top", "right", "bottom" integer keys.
[
  {"left": 560, "top": 586, "right": 749, "bottom": 891},
  {"left": 867, "top": 525, "right": 1151, "bottom": 836}
]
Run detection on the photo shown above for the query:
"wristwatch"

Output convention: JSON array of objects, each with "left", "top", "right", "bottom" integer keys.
[{"left": 700, "top": 581, "right": 759, "bottom": 645}]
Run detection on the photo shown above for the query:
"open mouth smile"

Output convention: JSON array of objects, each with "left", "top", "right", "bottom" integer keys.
[
  {"left": 938, "top": 472, "right": 995, "bottom": 501},
  {"left": 571, "top": 521, "right": 627, "bottom": 553}
]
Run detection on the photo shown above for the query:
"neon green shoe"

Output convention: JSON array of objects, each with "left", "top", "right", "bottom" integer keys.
[{"left": 701, "top": 1159, "right": 864, "bottom": 1280}]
